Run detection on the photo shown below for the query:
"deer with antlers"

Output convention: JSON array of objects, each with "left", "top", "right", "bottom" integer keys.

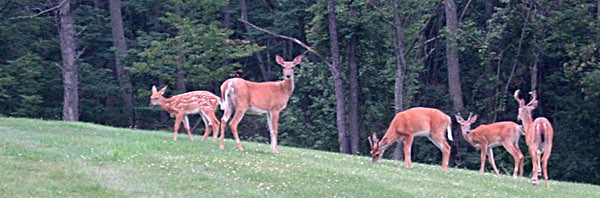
[
  {"left": 220, "top": 55, "right": 302, "bottom": 153},
  {"left": 150, "top": 86, "right": 221, "bottom": 145},
  {"left": 368, "top": 107, "right": 453, "bottom": 172},
  {"left": 455, "top": 113, "right": 524, "bottom": 178},
  {"left": 514, "top": 90, "right": 554, "bottom": 187}
]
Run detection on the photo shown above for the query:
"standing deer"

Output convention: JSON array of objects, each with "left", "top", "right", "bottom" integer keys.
[
  {"left": 455, "top": 113, "right": 524, "bottom": 178},
  {"left": 369, "top": 107, "right": 453, "bottom": 172},
  {"left": 150, "top": 86, "right": 221, "bottom": 145},
  {"left": 514, "top": 90, "right": 554, "bottom": 187},
  {"left": 220, "top": 55, "right": 302, "bottom": 153}
]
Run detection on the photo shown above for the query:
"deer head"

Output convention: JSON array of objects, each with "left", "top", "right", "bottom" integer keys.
[
  {"left": 455, "top": 113, "right": 477, "bottom": 135},
  {"left": 513, "top": 90, "right": 538, "bottom": 122},
  {"left": 275, "top": 55, "right": 302, "bottom": 79},
  {"left": 150, "top": 85, "right": 168, "bottom": 106},
  {"left": 368, "top": 133, "right": 389, "bottom": 163}
]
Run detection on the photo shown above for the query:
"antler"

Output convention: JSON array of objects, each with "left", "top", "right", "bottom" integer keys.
[
  {"left": 527, "top": 91, "right": 537, "bottom": 106},
  {"left": 467, "top": 113, "right": 473, "bottom": 121},
  {"left": 370, "top": 133, "right": 379, "bottom": 148},
  {"left": 513, "top": 90, "right": 522, "bottom": 105},
  {"left": 368, "top": 137, "right": 373, "bottom": 149}
]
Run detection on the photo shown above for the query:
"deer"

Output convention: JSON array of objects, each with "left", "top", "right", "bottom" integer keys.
[
  {"left": 149, "top": 86, "right": 222, "bottom": 146},
  {"left": 368, "top": 107, "right": 453, "bottom": 172},
  {"left": 219, "top": 55, "right": 302, "bottom": 153},
  {"left": 455, "top": 113, "right": 524, "bottom": 178},
  {"left": 514, "top": 90, "right": 554, "bottom": 187}
]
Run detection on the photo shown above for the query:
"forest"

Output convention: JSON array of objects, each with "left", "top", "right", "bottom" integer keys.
[{"left": 0, "top": 0, "right": 598, "bottom": 185}]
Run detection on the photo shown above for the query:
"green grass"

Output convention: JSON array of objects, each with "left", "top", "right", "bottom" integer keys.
[{"left": 1, "top": 117, "right": 598, "bottom": 197}]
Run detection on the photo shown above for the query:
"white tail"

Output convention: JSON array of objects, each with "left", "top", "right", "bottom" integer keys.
[
  {"left": 447, "top": 125, "right": 453, "bottom": 141},
  {"left": 220, "top": 83, "right": 233, "bottom": 111}
]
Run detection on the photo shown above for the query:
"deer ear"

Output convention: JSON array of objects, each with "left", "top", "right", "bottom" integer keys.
[
  {"left": 455, "top": 114, "right": 464, "bottom": 122},
  {"left": 275, "top": 55, "right": 285, "bottom": 66},
  {"left": 292, "top": 55, "right": 302, "bottom": 65},
  {"left": 380, "top": 137, "right": 389, "bottom": 146},
  {"left": 469, "top": 115, "right": 478, "bottom": 123},
  {"left": 159, "top": 86, "right": 167, "bottom": 94},
  {"left": 152, "top": 86, "right": 157, "bottom": 93}
]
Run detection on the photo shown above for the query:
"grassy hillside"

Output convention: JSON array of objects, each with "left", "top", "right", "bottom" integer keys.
[{"left": 1, "top": 117, "right": 598, "bottom": 197}]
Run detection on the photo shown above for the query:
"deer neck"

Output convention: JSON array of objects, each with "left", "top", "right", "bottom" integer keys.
[
  {"left": 281, "top": 77, "right": 294, "bottom": 96},
  {"left": 158, "top": 97, "right": 177, "bottom": 113},
  {"left": 521, "top": 115, "right": 534, "bottom": 132},
  {"left": 462, "top": 130, "right": 476, "bottom": 146}
]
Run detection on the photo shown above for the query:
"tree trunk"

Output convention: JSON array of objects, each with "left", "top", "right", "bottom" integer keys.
[
  {"left": 347, "top": 35, "right": 359, "bottom": 155},
  {"left": 443, "top": 0, "right": 464, "bottom": 112},
  {"left": 531, "top": 52, "right": 539, "bottom": 92},
  {"left": 240, "top": 0, "right": 268, "bottom": 81},
  {"left": 176, "top": 70, "right": 186, "bottom": 92},
  {"left": 221, "top": 2, "right": 230, "bottom": 29},
  {"left": 391, "top": 0, "right": 409, "bottom": 160},
  {"left": 485, "top": 0, "right": 494, "bottom": 20},
  {"left": 328, "top": 0, "right": 349, "bottom": 154},
  {"left": 109, "top": 0, "right": 134, "bottom": 127},
  {"left": 59, "top": 0, "right": 78, "bottom": 121}
]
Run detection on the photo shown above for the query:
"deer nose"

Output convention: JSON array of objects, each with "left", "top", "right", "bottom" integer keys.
[{"left": 286, "top": 75, "right": 292, "bottom": 78}]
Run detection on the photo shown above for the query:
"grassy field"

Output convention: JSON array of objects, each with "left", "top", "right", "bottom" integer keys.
[{"left": 1, "top": 117, "right": 598, "bottom": 197}]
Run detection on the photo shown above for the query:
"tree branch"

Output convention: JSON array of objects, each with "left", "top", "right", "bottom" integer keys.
[
  {"left": 75, "top": 47, "right": 86, "bottom": 61},
  {"left": 459, "top": 0, "right": 473, "bottom": 23},
  {"left": 366, "top": 0, "right": 396, "bottom": 28},
  {"left": 238, "top": 18, "right": 330, "bottom": 65},
  {"left": 9, "top": 0, "right": 67, "bottom": 20}
]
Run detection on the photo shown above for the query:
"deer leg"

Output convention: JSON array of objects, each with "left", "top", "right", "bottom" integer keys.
[
  {"left": 542, "top": 143, "right": 552, "bottom": 187},
  {"left": 529, "top": 146, "right": 539, "bottom": 186},
  {"left": 268, "top": 111, "right": 281, "bottom": 153},
  {"left": 403, "top": 135, "right": 414, "bottom": 168},
  {"left": 229, "top": 108, "right": 247, "bottom": 151},
  {"left": 515, "top": 142, "right": 525, "bottom": 177},
  {"left": 479, "top": 144, "right": 488, "bottom": 174},
  {"left": 183, "top": 115, "right": 193, "bottom": 141},
  {"left": 173, "top": 114, "right": 184, "bottom": 141},
  {"left": 208, "top": 111, "right": 220, "bottom": 142},
  {"left": 503, "top": 141, "right": 523, "bottom": 178},
  {"left": 219, "top": 104, "right": 234, "bottom": 150},
  {"left": 487, "top": 147, "right": 500, "bottom": 175},
  {"left": 430, "top": 133, "right": 451, "bottom": 172},
  {"left": 537, "top": 150, "right": 543, "bottom": 177},
  {"left": 199, "top": 112, "right": 211, "bottom": 142}
]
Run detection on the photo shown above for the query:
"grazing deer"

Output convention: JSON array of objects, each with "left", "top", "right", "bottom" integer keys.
[
  {"left": 514, "top": 90, "right": 554, "bottom": 187},
  {"left": 368, "top": 107, "right": 453, "bottom": 172},
  {"left": 220, "top": 55, "right": 302, "bottom": 153},
  {"left": 455, "top": 113, "right": 524, "bottom": 178},
  {"left": 150, "top": 86, "right": 221, "bottom": 145}
]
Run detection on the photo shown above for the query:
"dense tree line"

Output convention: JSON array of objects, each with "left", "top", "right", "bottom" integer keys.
[{"left": 0, "top": 0, "right": 598, "bottom": 184}]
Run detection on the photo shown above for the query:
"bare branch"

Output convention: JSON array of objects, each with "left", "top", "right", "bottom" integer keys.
[
  {"left": 53, "top": 62, "right": 63, "bottom": 71},
  {"left": 459, "top": 0, "right": 473, "bottom": 23},
  {"left": 405, "top": 2, "right": 442, "bottom": 56},
  {"left": 76, "top": 26, "right": 87, "bottom": 36},
  {"left": 9, "top": 0, "right": 67, "bottom": 20},
  {"left": 366, "top": 0, "right": 396, "bottom": 28},
  {"left": 75, "top": 47, "right": 86, "bottom": 61},
  {"left": 238, "top": 18, "right": 330, "bottom": 65}
]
